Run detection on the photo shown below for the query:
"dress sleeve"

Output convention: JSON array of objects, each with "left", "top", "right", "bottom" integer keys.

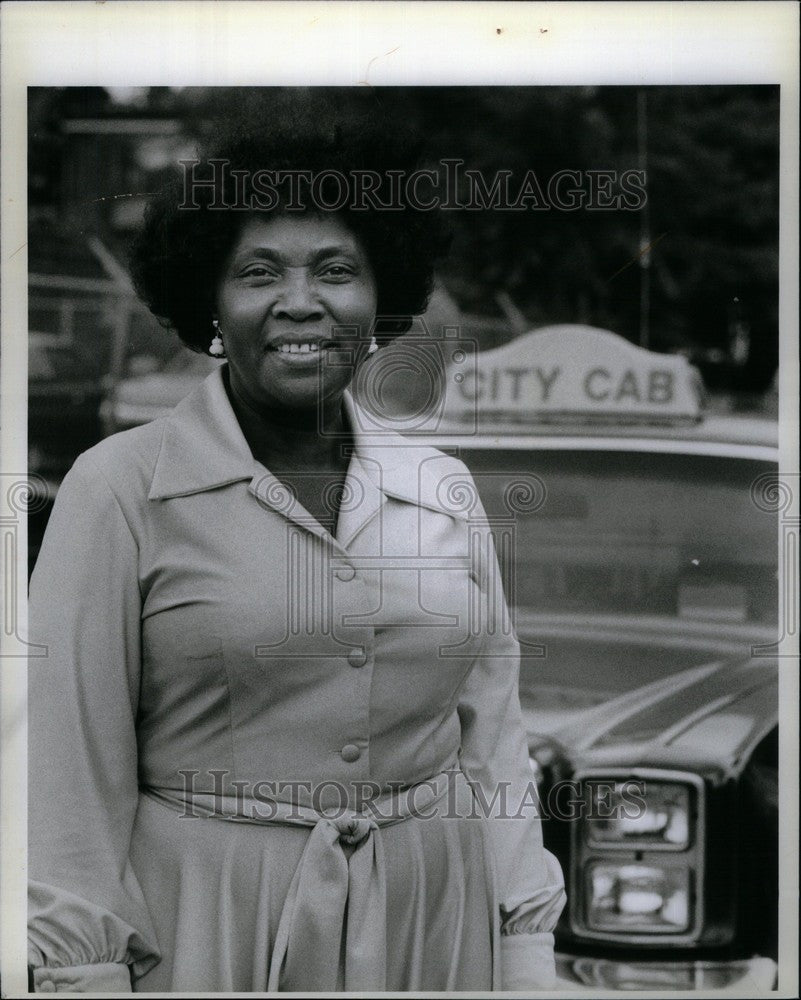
[
  {"left": 27, "top": 454, "right": 161, "bottom": 992},
  {"left": 455, "top": 478, "right": 566, "bottom": 990}
]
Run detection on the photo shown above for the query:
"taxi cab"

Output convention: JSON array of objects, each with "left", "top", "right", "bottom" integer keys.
[
  {"left": 421, "top": 325, "right": 779, "bottom": 993},
  {"left": 97, "top": 322, "right": 780, "bottom": 991}
]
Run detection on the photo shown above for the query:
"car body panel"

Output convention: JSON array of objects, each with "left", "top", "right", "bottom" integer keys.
[
  {"left": 554, "top": 656, "right": 777, "bottom": 780},
  {"left": 554, "top": 954, "right": 777, "bottom": 993}
]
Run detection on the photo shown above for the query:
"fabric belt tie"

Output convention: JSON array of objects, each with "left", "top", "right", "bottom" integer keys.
[
  {"left": 269, "top": 810, "right": 386, "bottom": 991},
  {"left": 142, "top": 768, "right": 495, "bottom": 991}
]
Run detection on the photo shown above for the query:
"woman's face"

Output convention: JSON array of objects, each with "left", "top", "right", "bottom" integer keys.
[{"left": 215, "top": 213, "right": 378, "bottom": 414}]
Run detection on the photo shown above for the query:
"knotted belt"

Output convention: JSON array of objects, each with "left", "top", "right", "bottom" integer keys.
[{"left": 142, "top": 768, "right": 500, "bottom": 991}]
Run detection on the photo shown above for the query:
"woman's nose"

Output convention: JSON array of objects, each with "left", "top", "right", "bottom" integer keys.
[{"left": 271, "top": 273, "right": 324, "bottom": 321}]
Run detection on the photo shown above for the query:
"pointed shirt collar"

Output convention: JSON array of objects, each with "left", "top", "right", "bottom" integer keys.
[{"left": 148, "top": 365, "right": 468, "bottom": 543}]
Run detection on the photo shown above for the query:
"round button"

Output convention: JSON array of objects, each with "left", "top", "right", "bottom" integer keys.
[
  {"left": 347, "top": 647, "right": 367, "bottom": 668},
  {"left": 335, "top": 566, "right": 356, "bottom": 582},
  {"left": 37, "top": 981, "right": 56, "bottom": 993},
  {"left": 340, "top": 743, "right": 361, "bottom": 763}
]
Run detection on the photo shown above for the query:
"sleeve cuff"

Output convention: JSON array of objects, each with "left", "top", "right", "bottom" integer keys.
[
  {"left": 500, "top": 932, "right": 557, "bottom": 990},
  {"left": 33, "top": 963, "right": 132, "bottom": 993}
]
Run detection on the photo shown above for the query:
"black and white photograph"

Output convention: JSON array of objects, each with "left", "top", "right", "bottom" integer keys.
[{"left": 1, "top": 4, "right": 798, "bottom": 998}]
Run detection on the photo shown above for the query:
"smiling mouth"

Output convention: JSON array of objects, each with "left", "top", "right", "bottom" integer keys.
[
  {"left": 266, "top": 339, "right": 338, "bottom": 355},
  {"left": 273, "top": 342, "right": 323, "bottom": 355}
]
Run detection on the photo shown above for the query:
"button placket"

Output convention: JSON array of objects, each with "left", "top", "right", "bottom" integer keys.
[
  {"left": 331, "top": 538, "right": 371, "bottom": 775},
  {"left": 331, "top": 553, "right": 374, "bottom": 660}
]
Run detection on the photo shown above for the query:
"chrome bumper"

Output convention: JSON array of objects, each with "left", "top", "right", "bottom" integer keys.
[{"left": 555, "top": 954, "right": 777, "bottom": 992}]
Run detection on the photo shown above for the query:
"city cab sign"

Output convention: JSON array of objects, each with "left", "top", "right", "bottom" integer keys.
[{"left": 443, "top": 325, "right": 703, "bottom": 428}]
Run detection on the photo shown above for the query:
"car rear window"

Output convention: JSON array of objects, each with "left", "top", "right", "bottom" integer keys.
[{"left": 459, "top": 448, "right": 778, "bottom": 627}]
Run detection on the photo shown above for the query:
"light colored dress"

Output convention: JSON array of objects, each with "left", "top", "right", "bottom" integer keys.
[{"left": 28, "top": 365, "right": 566, "bottom": 993}]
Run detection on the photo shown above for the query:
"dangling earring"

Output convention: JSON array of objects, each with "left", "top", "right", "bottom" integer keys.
[
  {"left": 209, "top": 319, "right": 226, "bottom": 357},
  {"left": 367, "top": 335, "right": 378, "bottom": 355}
]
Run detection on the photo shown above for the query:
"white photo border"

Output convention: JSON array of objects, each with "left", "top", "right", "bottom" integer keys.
[{"left": 2, "top": 3, "right": 798, "bottom": 997}]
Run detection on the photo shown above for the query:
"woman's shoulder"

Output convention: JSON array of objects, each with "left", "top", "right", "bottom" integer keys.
[
  {"left": 65, "top": 418, "right": 169, "bottom": 502},
  {"left": 382, "top": 430, "right": 475, "bottom": 480}
]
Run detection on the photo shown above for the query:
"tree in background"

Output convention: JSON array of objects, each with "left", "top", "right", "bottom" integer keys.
[{"left": 28, "top": 84, "right": 780, "bottom": 391}]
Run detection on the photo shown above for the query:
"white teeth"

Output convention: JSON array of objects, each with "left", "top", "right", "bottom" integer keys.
[{"left": 277, "top": 342, "right": 321, "bottom": 354}]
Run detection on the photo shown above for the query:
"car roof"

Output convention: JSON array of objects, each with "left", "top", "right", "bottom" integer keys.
[
  {"left": 395, "top": 325, "right": 777, "bottom": 457},
  {"left": 401, "top": 413, "right": 778, "bottom": 461}
]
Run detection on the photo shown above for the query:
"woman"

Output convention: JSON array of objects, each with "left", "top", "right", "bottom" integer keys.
[{"left": 27, "top": 104, "right": 566, "bottom": 993}]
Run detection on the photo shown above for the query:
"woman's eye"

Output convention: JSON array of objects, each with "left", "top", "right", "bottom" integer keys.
[
  {"left": 320, "top": 264, "right": 354, "bottom": 280},
  {"left": 240, "top": 265, "right": 278, "bottom": 279}
]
